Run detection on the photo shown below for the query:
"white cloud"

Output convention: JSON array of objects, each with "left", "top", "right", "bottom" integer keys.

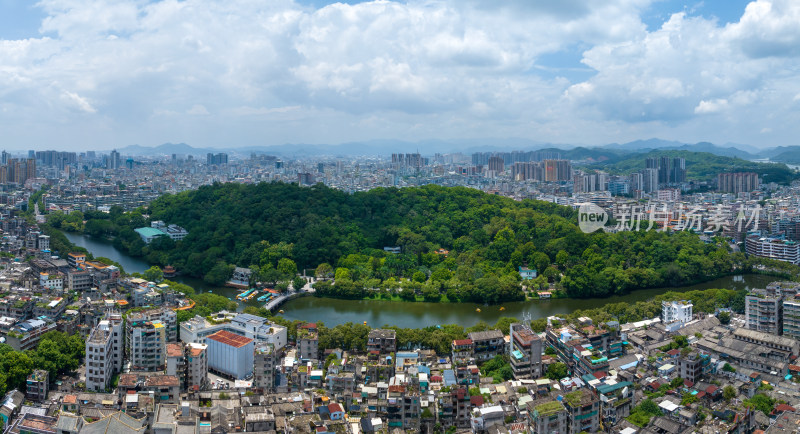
[
  {"left": 0, "top": 0, "right": 798, "bottom": 148},
  {"left": 694, "top": 99, "right": 728, "bottom": 114},
  {"left": 186, "top": 104, "right": 209, "bottom": 116},
  {"left": 61, "top": 90, "right": 97, "bottom": 113}
]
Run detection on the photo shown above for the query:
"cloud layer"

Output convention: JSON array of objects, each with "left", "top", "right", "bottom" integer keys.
[{"left": 1, "top": 0, "right": 799, "bottom": 149}]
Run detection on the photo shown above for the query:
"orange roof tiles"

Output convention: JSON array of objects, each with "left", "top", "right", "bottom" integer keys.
[
  {"left": 144, "top": 375, "right": 179, "bottom": 387},
  {"left": 166, "top": 343, "right": 184, "bottom": 358},
  {"left": 207, "top": 330, "right": 253, "bottom": 348}
]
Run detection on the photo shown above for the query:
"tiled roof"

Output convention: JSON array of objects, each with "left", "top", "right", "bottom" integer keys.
[{"left": 207, "top": 330, "right": 253, "bottom": 348}]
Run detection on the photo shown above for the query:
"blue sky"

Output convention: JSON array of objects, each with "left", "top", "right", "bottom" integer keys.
[{"left": 0, "top": 0, "right": 798, "bottom": 150}]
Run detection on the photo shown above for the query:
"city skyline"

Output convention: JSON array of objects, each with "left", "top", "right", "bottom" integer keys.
[{"left": 1, "top": 0, "right": 797, "bottom": 150}]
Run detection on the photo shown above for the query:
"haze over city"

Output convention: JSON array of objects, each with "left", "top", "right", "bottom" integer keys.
[{"left": 1, "top": 0, "right": 797, "bottom": 151}]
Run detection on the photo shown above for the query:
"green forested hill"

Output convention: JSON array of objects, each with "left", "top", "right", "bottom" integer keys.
[
  {"left": 582, "top": 150, "right": 797, "bottom": 183},
  {"left": 50, "top": 182, "right": 777, "bottom": 302}
]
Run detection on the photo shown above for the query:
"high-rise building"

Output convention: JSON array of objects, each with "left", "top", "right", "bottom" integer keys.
[
  {"left": 85, "top": 313, "right": 123, "bottom": 391},
  {"left": 641, "top": 168, "right": 659, "bottom": 193},
  {"left": 718, "top": 172, "right": 760, "bottom": 193},
  {"left": 511, "top": 162, "right": 544, "bottom": 181},
  {"left": 644, "top": 156, "right": 685, "bottom": 184},
  {"left": 607, "top": 180, "right": 630, "bottom": 195},
  {"left": 544, "top": 159, "right": 572, "bottom": 182},
  {"left": 298, "top": 172, "right": 315, "bottom": 185},
  {"left": 108, "top": 150, "right": 121, "bottom": 169},
  {"left": 629, "top": 172, "right": 643, "bottom": 192},
  {"left": 206, "top": 153, "right": 228, "bottom": 165},
  {"left": 509, "top": 323, "right": 542, "bottom": 379},
  {"left": 573, "top": 173, "right": 608, "bottom": 193},
  {"left": 127, "top": 310, "right": 175, "bottom": 371},
  {"left": 186, "top": 343, "right": 208, "bottom": 391},
  {"left": 487, "top": 156, "right": 504, "bottom": 173},
  {"left": 783, "top": 300, "right": 800, "bottom": 341},
  {"left": 745, "top": 288, "right": 784, "bottom": 335},
  {"left": 672, "top": 157, "right": 686, "bottom": 183},
  {"left": 254, "top": 342, "right": 276, "bottom": 393},
  {"left": 657, "top": 156, "right": 672, "bottom": 184}
]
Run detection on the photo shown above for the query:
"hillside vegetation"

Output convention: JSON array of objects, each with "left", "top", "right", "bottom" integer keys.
[
  {"left": 49, "top": 182, "right": 782, "bottom": 302},
  {"left": 582, "top": 150, "right": 797, "bottom": 183}
]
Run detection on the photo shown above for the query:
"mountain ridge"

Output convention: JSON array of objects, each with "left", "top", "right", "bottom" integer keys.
[{"left": 111, "top": 138, "right": 791, "bottom": 162}]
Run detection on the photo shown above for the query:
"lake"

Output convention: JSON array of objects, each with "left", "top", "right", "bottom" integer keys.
[
  {"left": 62, "top": 232, "right": 775, "bottom": 327},
  {"left": 62, "top": 232, "right": 258, "bottom": 309}
]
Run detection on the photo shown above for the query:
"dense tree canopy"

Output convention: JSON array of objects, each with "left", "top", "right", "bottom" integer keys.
[
  {"left": 0, "top": 331, "right": 84, "bottom": 396},
  {"left": 62, "top": 182, "right": 778, "bottom": 301}
]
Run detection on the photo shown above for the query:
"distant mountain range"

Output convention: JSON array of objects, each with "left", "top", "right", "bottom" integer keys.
[{"left": 113, "top": 139, "right": 800, "bottom": 164}]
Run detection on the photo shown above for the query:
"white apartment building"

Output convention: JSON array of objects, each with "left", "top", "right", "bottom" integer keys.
[
  {"left": 746, "top": 289, "right": 784, "bottom": 335},
  {"left": 127, "top": 318, "right": 167, "bottom": 371},
  {"left": 745, "top": 236, "right": 800, "bottom": 264},
  {"left": 186, "top": 343, "right": 209, "bottom": 391},
  {"left": 39, "top": 272, "right": 63, "bottom": 291},
  {"left": 85, "top": 313, "right": 123, "bottom": 392},
  {"left": 180, "top": 313, "right": 287, "bottom": 350},
  {"left": 661, "top": 300, "right": 693, "bottom": 331}
]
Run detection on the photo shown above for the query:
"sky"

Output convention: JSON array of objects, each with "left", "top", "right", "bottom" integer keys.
[{"left": 0, "top": 0, "right": 798, "bottom": 151}]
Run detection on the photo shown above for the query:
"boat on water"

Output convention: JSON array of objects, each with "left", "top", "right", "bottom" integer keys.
[
  {"left": 257, "top": 294, "right": 271, "bottom": 302},
  {"left": 236, "top": 288, "right": 257, "bottom": 300}
]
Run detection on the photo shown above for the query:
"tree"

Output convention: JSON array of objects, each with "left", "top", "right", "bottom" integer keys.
[
  {"left": 334, "top": 268, "right": 351, "bottom": 281},
  {"left": 480, "top": 356, "right": 513, "bottom": 382},
  {"left": 627, "top": 398, "right": 662, "bottom": 427},
  {"left": 744, "top": 394, "right": 775, "bottom": 415},
  {"left": 545, "top": 362, "right": 568, "bottom": 380},
  {"left": 204, "top": 261, "right": 234, "bottom": 286},
  {"left": 637, "top": 399, "right": 661, "bottom": 415},
  {"left": 530, "top": 318, "right": 547, "bottom": 333},
  {"left": 422, "top": 287, "right": 441, "bottom": 302},
  {"left": 723, "top": 385, "right": 737, "bottom": 402},
  {"left": 143, "top": 266, "right": 164, "bottom": 283},
  {"left": 493, "top": 317, "right": 518, "bottom": 334},
  {"left": 315, "top": 263, "right": 333, "bottom": 279},
  {"left": 74, "top": 181, "right": 776, "bottom": 304},
  {"left": 718, "top": 311, "right": 731, "bottom": 325},
  {"left": 277, "top": 258, "right": 298, "bottom": 278},
  {"left": 672, "top": 335, "right": 689, "bottom": 348},
  {"left": 399, "top": 288, "right": 416, "bottom": 301}
]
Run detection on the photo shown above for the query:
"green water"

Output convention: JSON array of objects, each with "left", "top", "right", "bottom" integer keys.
[
  {"left": 61, "top": 232, "right": 774, "bottom": 327},
  {"left": 280, "top": 274, "right": 772, "bottom": 328}
]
